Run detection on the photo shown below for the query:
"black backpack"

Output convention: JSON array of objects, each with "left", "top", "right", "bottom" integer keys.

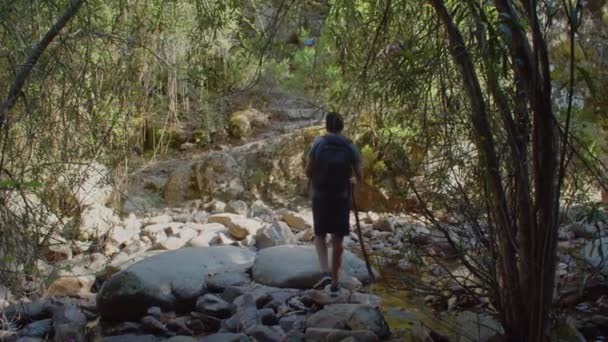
[{"left": 311, "top": 135, "right": 354, "bottom": 198}]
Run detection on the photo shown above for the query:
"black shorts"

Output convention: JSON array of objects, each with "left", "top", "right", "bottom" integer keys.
[{"left": 312, "top": 196, "right": 351, "bottom": 237}]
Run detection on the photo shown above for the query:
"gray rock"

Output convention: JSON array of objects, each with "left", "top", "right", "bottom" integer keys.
[
  {"left": 227, "top": 200, "right": 249, "bottom": 217},
  {"left": 349, "top": 293, "right": 382, "bottom": 308},
  {"left": 306, "top": 310, "right": 348, "bottom": 329},
  {"left": 151, "top": 237, "right": 188, "bottom": 251},
  {"left": 16, "top": 337, "right": 44, "bottom": 342},
  {"left": 166, "top": 317, "right": 194, "bottom": 336},
  {"left": 187, "top": 225, "right": 229, "bottom": 248},
  {"left": 251, "top": 245, "right": 375, "bottom": 288},
  {"left": 220, "top": 315, "right": 239, "bottom": 333},
  {"left": 146, "top": 214, "right": 173, "bottom": 225},
  {"left": 206, "top": 272, "right": 251, "bottom": 292},
  {"left": 284, "top": 330, "right": 305, "bottom": 342},
  {"left": 315, "top": 304, "right": 390, "bottom": 339},
  {"left": 304, "top": 328, "right": 379, "bottom": 342},
  {"left": 195, "top": 294, "right": 234, "bottom": 319},
  {"left": 233, "top": 286, "right": 299, "bottom": 309},
  {"left": 208, "top": 200, "right": 227, "bottom": 214},
  {"left": 235, "top": 294, "right": 259, "bottom": 333},
  {"left": 278, "top": 315, "right": 305, "bottom": 333},
  {"left": 372, "top": 218, "right": 394, "bottom": 232},
  {"left": 141, "top": 315, "right": 170, "bottom": 335},
  {"left": 123, "top": 214, "right": 142, "bottom": 232},
  {"left": 147, "top": 307, "right": 162, "bottom": 319},
  {"left": 250, "top": 201, "right": 274, "bottom": 222},
  {"left": 103, "top": 321, "right": 142, "bottom": 335},
  {"left": 245, "top": 325, "right": 285, "bottom": 342},
  {"left": 200, "top": 333, "right": 250, "bottom": 342},
  {"left": 3, "top": 300, "right": 52, "bottom": 323},
  {"left": 0, "top": 331, "right": 16, "bottom": 341},
  {"left": 456, "top": 311, "right": 503, "bottom": 342},
  {"left": 581, "top": 238, "right": 608, "bottom": 275},
  {"left": 102, "top": 334, "right": 158, "bottom": 342},
  {"left": 163, "top": 336, "right": 198, "bottom": 342},
  {"left": 52, "top": 304, "right": 87, "bottom": 342},
  {"left": 109, "top": 227, "right": 138, "bottom": 245},
  {"left": 22, "top": 319, "right": 52, "bottom": 338},
  {"left": 259, "top": 308, "right": 277, "bottom": 326},
  {"left": 80, "top": 203, "right": 116, "bottom": 238},
  {"left": 346, "top": 305, "right": 390, "bottom": 339},
  {"left": 255, "top": 222, "right": 297, "bottom": 250},
  {"left": 97, "top": 246, "right": 255, "bottom": 321}
]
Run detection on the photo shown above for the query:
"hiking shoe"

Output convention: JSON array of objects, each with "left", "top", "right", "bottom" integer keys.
[{"left": 313, "top": 272, "right": 332, "bottom": 290}]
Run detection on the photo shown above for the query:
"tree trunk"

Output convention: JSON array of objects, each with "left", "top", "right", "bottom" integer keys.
[{"left": 429, "top": 0, "right": 526, "bottom": 339}]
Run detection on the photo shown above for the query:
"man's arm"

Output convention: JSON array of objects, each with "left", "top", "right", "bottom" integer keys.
[
  {"left": 306, "top": 157, "right": 313, "bottom": 179},
  {"left": 350, "top": 142, "right": 363, "bottom": 184},
  {"left": 306, "top": 138, "right": 321, "bottom": 179}
]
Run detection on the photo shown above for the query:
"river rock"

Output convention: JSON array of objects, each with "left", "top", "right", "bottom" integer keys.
[
  {"left": 207, "top": 214, "right": 264, "bottom": 240},
  {"left": 456, "top": 311, "right": 503, "bottom": 342},
  {"left": 109, "top": 227, "right": 139, "bottom": 245},
  {"left": 123, "top": 214, "right": 142, "bottom": 232},
  {"left": 227, "top": 200, "right": 249, "bottom": 216},
  {"left": 318, "top": 304, "right": 390, "bottom": 339},
  {"left": 252, "top": 245, "right": 375, "bottom": 288},
  {"left": 164, "top": 337, "right": 198, "bottom": 342},
  {"left": 251, "top": 200, "right": 274, "bottom": 222},
  {"left": 0, "top": 285, "right": 13, "bottom": 309},
  {"left": 97, "top": 246, "right": 255, "bottom": 320},
  {"left": 581, "top": 238, "right": 608, "bottom": 275},
  {"left": 207, "top": 200, "right": 227, "bottom": 213},
  {"left": 372, "top": 218, "right": 394, "bottom": 232},
  {"left": 246, "top": 325, "right": 285, "bottom": 341},
  {"left": 304, "top": 328, "right": 379, "bottom": 342},
  {"left": 280, "top": 211, "right": 311, "bottom": 231},
  {"left": 195, "top": 294, "right": 234, "bottom": 319},
  {"left": 141, "top": 315, "right": 170, "bottom": 335},
  {"left": 45, "top": 264, "right": 96, "bottom": 298},
  {"left": 102, "top": 334, "right": 158, "bottom": 342},
  {"left": 52, "top": 304, "right": 87, "bottom": 342},
  {"left": 255, "top": 221, "right": 297, "bottom": 249},
  {"left": 200, "top": 333, "right": 250, "bottom": 342},
  {"left": 79, "top": 203, "right": 116, "bottom": 239},
  {"left": 22, "top": 319, "right": 52, "bottom": 338}
]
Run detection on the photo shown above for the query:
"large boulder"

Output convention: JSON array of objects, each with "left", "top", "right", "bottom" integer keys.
[
  {"left": 252, "top": 245, "right": 375, "bottom": 288},
  {"left": 582, "top": 238, "right": 608, "bottom": 275},
  {"left": 164, "top": 153, "right": 245, "bottom": 205},
  {"left": 97, "top": 246, "right": 255, "bottom": 320}
]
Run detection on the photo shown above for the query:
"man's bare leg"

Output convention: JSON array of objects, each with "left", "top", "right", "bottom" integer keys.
[
  {"left": 315, "top": 234, "right": 329, "bottom": 273},
  {"left": 331, "top": 235, "right": 344, "bottom": 288}
]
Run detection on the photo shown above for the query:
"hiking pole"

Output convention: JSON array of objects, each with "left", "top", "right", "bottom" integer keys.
[{"left": 352, "top": 183, "right": 375, "bottom": 282}]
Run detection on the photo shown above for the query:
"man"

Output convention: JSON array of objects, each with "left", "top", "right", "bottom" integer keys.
[{"left": 306, "top": 112, "right": 363, "bottom": 293}]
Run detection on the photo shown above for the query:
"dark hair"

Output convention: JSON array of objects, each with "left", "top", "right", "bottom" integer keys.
[{"left": 325, "top": 112, "right": 344, "bottom": 133}]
